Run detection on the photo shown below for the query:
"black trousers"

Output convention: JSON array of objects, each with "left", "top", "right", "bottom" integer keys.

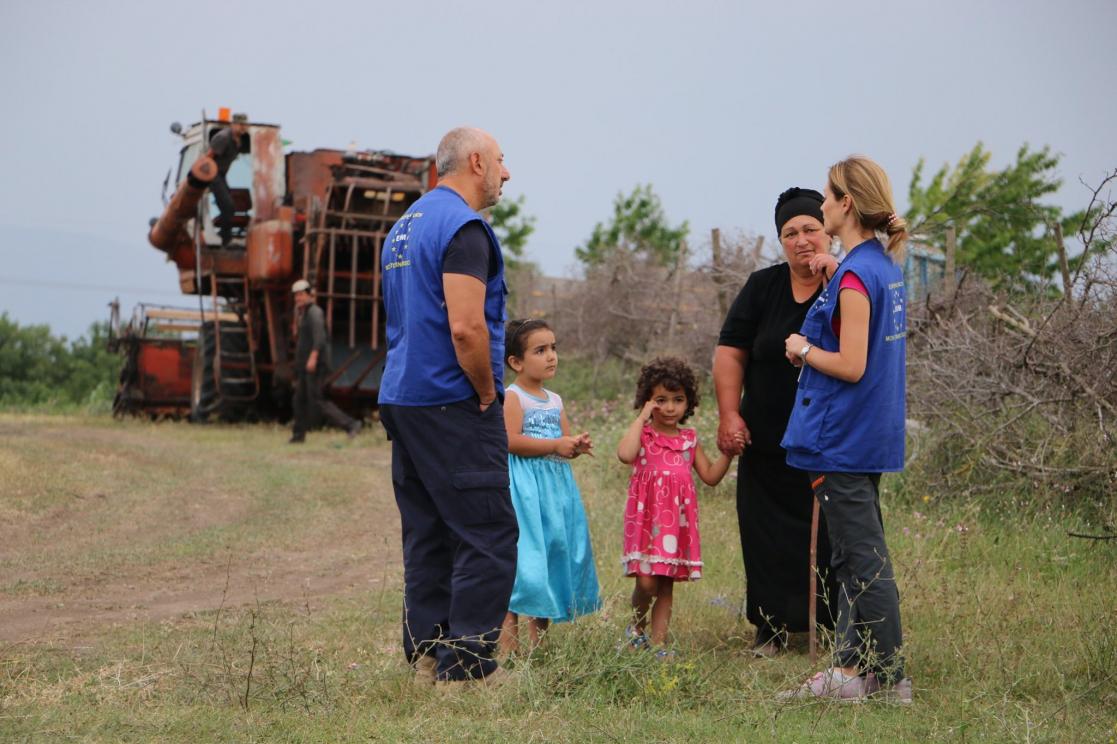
[
  {"left": 737, "top": 449, "right": 836, "bottom": 638},
  {"left": 811, "top": 472, "right": 905, "bottom": 685},
  {"left": 211, "top": 175, "right": 235, "bottom": 243},
  {"left": 292, "top": 369, "right": 355, "bottom": 437},
  {"left": 380, "top": 399, "right": 518, "bottom": 681}
]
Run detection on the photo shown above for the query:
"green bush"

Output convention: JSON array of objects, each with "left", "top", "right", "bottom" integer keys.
[
  {"left": 548, "top": 354, "right": 638, "bottom": 405},
  {"left": 0, "top": 314, "right": 117, "bottom": 411}
]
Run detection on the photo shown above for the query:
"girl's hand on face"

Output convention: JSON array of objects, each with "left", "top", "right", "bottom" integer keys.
[
  {"left": 785, "top": 333, "right": 807, "bottom": 367},
  {"left": 640, "top": 399, "right": 659, "bottom": 422}
]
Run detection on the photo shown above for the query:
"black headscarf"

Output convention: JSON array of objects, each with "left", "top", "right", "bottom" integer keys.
[{"left": 774, "top": 187, "right": 824, "bottom": 235}]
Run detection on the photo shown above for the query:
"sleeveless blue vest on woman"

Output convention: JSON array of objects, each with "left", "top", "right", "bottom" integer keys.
[
  {"left": 781, "top": 238, "right": 906, "bottom": 472},
  {"left": 378, "top": 186, "right": 506, "bottom": 405}
]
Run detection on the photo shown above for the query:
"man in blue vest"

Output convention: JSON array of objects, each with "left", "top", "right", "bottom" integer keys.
[{"left": 378, "top": 127, "right": 517, "bottom": 687}]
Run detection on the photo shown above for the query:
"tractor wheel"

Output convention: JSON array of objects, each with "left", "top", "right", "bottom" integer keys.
[
  {"left": 190, "top": 323, "right": 219, "bottom": 422},
  {"left": 190, "top": 320, "right": 255, "bottom": 422}
]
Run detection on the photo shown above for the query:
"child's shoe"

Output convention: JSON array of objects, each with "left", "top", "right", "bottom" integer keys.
[{"left": 620, "top": 625, "right": 649, "bottom": 651}]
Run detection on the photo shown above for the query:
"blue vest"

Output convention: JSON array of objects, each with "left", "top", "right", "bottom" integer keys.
[
  {"left": 378, "top": 186, "right": 507, "bottom": 406},
  {"left": 781, "top": 238, "right": 906, "bottom": 472}
]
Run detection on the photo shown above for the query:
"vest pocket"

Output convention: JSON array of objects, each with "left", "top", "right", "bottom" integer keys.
[
  {"left": 786, "top": 385, "right": 833, "bottom": 455},
  {"left": 800, "top": 312, "right": 824, "bottom": 344}
]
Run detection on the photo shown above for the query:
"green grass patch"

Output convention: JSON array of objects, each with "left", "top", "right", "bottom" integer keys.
[{"left": 0, "top": 413, "right": 1114, "bottom": 742}]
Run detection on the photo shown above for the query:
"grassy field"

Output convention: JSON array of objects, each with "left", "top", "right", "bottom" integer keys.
[{"left": 0, "top": 410, "right": 1114, "bottom": 743}]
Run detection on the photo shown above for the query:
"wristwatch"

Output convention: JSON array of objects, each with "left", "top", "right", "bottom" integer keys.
[{"left": 799, "top": 343, "right": 813, "bottom": 361}]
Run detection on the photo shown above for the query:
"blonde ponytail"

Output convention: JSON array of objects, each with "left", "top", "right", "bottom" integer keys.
[{"left": 828, "top": 156, "right": 907, "bottom": 263}]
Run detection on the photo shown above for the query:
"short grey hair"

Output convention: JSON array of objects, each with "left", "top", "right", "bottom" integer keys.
[{"left": 435, "top": 127, "right": 489, "bottom": 177}]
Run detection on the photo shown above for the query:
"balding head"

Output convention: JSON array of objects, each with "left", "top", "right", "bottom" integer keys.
[
  {"left": 434, "top": 126, "right": 510, "bottom": 211},
  {"left": 436, "top": 127, "right": 493, "bottom": 177}
]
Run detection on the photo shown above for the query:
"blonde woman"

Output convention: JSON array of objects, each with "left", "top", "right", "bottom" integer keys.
[{"left": 780, "top": 156, "right": 912, "bottom": 703}]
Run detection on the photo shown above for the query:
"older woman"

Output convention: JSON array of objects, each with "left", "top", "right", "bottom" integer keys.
[{"left": 713, "top": 187, "right": 838, "bottom": 656}]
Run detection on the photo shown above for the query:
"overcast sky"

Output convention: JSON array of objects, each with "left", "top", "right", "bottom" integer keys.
[{"left": 1, "top": 0, "right": 1114, "bottom": 340}]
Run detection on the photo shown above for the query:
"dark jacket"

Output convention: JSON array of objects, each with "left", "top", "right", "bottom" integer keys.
[{"left": 295, "top": 304, "right": 330, "bottom": 371}]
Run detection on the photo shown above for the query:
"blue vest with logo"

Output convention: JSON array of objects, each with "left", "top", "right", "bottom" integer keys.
[
  {"left": 781, "top": 238, "right": 906, "bottom": 472},
  {"left": 378, "top": 186, "right": 506, "bottom": 406}
]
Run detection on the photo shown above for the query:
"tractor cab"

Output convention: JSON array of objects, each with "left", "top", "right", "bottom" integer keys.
[{"left": 169, "top": 117, "right": 285, "bottom": 250}]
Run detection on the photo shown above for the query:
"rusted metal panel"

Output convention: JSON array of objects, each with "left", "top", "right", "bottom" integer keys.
[
  {"left": 207, "top": 251, "right": 248, "bottom": 275},
  {"left": 286, "top": 150, "right": 344, "bottom": 213},
  {"left": 137, "top": 341, "right": 194, "bottom": 402},
  {"left": 246, "top": 214, "right": 294, "bottom": 283},
  {"left": 250, "top": 127, "right": 284, "bottom": 222}
]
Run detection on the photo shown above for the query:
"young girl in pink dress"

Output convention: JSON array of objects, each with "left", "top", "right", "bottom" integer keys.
[{"left": 617, "top": 357, "right": 738, "bottom": 654}]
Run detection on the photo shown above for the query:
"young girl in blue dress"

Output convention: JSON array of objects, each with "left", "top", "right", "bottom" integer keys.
[{"left": 499, "top": 319, "right": 601, "bottom": 655}]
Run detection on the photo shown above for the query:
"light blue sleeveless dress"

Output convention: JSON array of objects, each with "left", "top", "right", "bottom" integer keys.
[{"left": 507, "top": 383, "right": 601, "bottom": 622}]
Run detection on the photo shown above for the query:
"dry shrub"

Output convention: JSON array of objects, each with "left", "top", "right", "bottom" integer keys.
[
  {"left": 549, "top": 230, "right": 774, "bottom": 372},
  {"left": 906, "top": 174, "right": 1117, "bottom": 516}
]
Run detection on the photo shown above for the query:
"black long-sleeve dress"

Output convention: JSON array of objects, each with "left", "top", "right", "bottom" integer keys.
[{"left": 718, "top": 262, "right": 837, "bottom": 641}]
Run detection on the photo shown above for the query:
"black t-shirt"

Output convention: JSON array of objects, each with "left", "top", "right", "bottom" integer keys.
[
  {"left": 718, "top": 262, "right": 821, "bottom": 453},
  {"left": 441, "top": 220, "right": 497, "bottom": 281},
  {"left": 209, "top": 128, "right": 242, "bottom": 175}
]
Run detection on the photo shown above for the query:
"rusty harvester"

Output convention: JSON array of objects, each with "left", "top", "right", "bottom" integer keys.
[{"left": 109, "top": 113, "right": 435, "bottom": 422}]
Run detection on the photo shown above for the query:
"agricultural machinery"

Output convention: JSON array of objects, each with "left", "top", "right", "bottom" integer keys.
[{"left": 109, "top": 112, "right": 434, "bottom": 421}]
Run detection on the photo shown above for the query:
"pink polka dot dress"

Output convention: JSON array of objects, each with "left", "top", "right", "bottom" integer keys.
[{"left": 622, "top": 425, "right": 703, "bottom": 581}]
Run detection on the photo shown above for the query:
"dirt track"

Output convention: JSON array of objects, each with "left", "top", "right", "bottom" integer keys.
[{"left": 0, "top": 415, "right": 402, "bottom": 645}]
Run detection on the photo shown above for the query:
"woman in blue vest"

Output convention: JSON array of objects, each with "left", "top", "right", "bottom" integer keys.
[{"left": 779, "top": 156, "right": 912, "bottom": 703}]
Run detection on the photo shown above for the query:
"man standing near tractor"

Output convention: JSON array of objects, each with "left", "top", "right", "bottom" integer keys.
[
  {"left": 290, "top": 279, "right": 362, "bottom": 443},
  {"left": 377, "top": 126, "right": 518, "bottom": 687},
  {"left": 206, "top": 113, "right": 249, "bottom": 249}
]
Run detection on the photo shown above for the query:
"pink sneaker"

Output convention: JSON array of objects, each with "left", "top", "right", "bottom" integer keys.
[
  {"left": 865, "top": 674, "right": 913, "bottom": 704},
  {"left": 778, "top": 668, "right": 871, "bottom": 702}
]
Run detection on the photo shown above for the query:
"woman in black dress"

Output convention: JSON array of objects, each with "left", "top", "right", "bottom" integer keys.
[{"left": 712, "top": 187, "right": 839, "bottom": 656}]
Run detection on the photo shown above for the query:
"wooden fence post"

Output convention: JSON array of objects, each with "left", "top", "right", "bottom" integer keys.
[
  {"left": 1053, "top": 222, "right": 1073, "bottom": 298},
  {"left": 944, "top": 224, "right": 957, "bottom": 303},
  {"left": 666, "top": 240, "right": 688, "bottom": 348},
  {"left": 711, "top": 227, "right": 729, "bottom": 319}
]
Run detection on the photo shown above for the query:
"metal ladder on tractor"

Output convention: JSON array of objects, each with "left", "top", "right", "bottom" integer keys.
[
  {"left": 211, "top": 273, "right": 260, "bottom": 403},
  {"left": 193, "top": 270, "right": 260, "bottom": 420}
]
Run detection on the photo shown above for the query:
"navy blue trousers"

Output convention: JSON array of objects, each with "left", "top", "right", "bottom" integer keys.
[{"left": 380, "top": 398, "right": 518, "bottom": 681}]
